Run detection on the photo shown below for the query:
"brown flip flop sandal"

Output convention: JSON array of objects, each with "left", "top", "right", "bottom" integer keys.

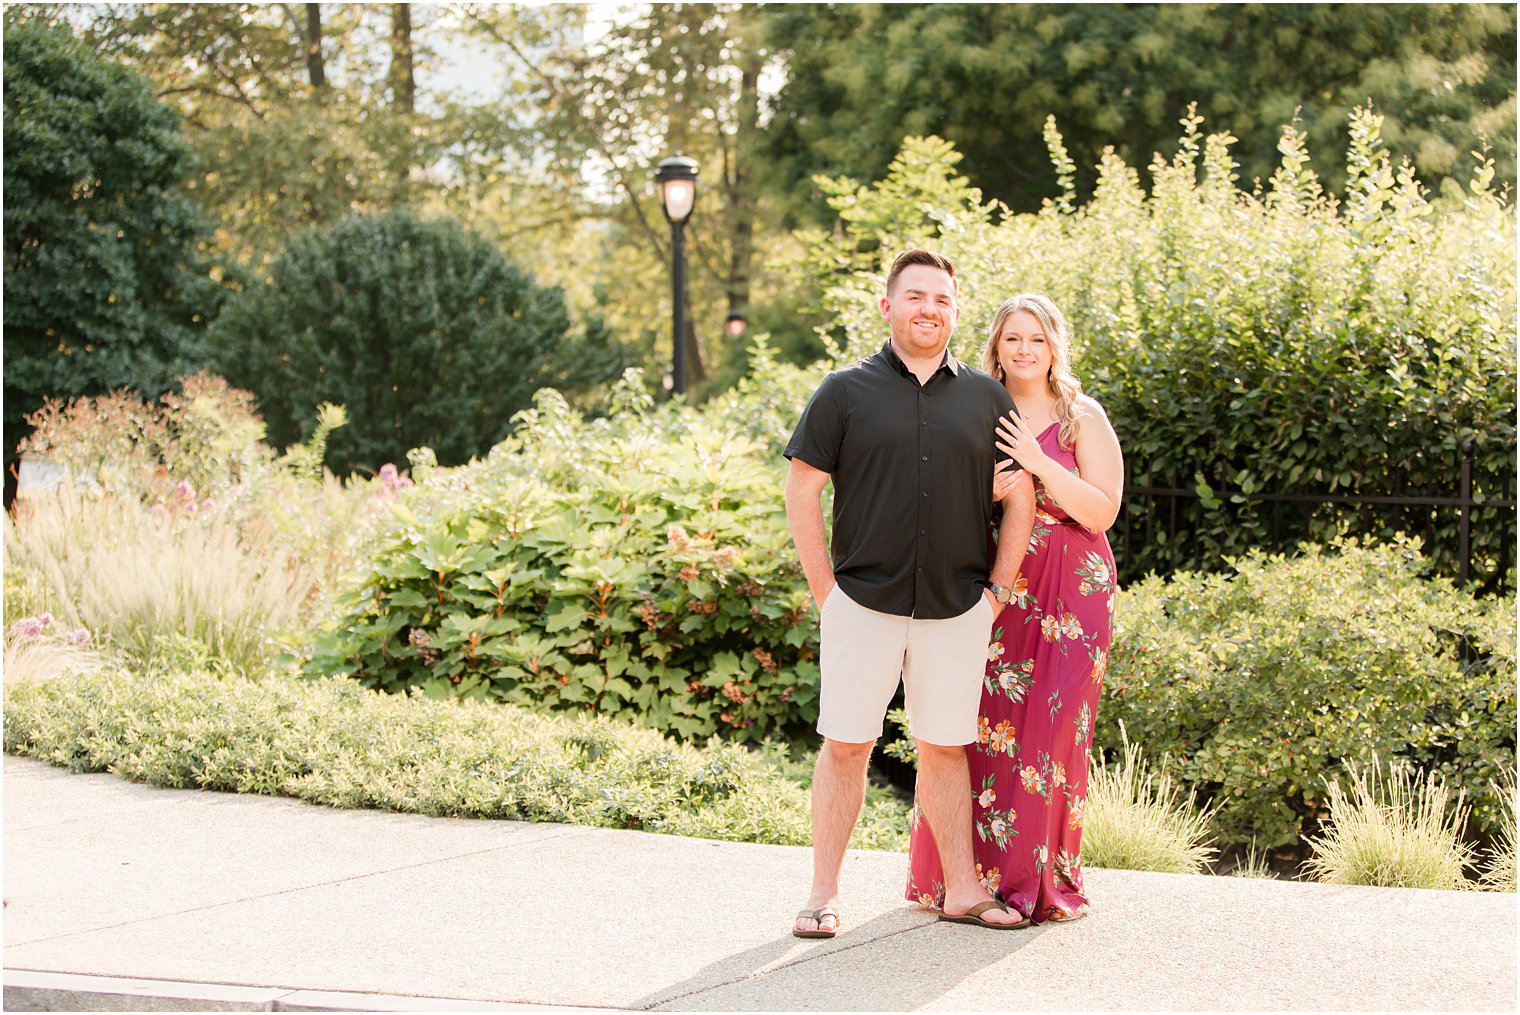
[
  {"left": 938, "top": 899, "right": 1030, "bottom": 930},
  {"left": 792, "top": 907, "right": 840, "bottom": 939}
]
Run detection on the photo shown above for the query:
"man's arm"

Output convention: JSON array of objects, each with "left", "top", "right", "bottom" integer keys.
[
  {"left": 785, "top": 456, "right": 835, "bottom": 607},
  {"left": 988, "top": 471, "right": 1035, "bottom": 606}
]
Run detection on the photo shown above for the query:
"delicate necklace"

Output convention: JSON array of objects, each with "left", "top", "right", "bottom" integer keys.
[{"left": 1013, "top": 397, "right": 1057, "bottom": 424}]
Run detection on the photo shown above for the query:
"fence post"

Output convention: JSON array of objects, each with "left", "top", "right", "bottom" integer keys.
[{"left": 1459, "top": 442, "right": 1472, "bottom": 587}]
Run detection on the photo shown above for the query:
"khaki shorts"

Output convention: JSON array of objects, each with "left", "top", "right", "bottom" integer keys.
[{"left": 816, "top": 584, "right": 996, "bottom": 746}]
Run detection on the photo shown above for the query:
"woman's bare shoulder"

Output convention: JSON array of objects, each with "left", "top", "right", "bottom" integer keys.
[{"left": 1073, "top": 393, "right": 1110, "bottom": 420}]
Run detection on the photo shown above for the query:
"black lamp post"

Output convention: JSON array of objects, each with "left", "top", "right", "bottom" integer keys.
[{"left": 655, "top": 155, "right": 699, "bottom": 396}]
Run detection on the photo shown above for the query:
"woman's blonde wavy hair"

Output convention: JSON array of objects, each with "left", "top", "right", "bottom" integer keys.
[{"left": 980, "top": 292, "right": 1085, "bottom": 449}]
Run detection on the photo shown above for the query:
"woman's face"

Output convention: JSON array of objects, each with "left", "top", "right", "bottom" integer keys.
[{"left": 997, "top": 310, "right": 1052, "bottom": 384}]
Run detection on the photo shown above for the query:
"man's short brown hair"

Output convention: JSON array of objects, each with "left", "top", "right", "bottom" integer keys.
[{"left": 885, "top": 248, "right": 958, "bottom": 295}]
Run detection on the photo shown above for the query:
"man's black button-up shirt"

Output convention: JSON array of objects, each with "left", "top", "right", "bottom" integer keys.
[{"left": 785, "top": 340, "right": 1018, "bottom": 620}]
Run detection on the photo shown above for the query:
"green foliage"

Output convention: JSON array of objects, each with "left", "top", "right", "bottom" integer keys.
[
  {"left": 2, "top": 665, "right": 907, "bottom": 851},
  {"left": 762, "top": 4, "right": 1516, "bottom": 216},
  {"left": 1102, "top": 539, "right": 1517, "bottom": 850},
  {"left": 1080, "top": 730, "right": 1218, "bottom": 875},
  {"left": 1302, "top": 758, "right": 1476, "bottom": 890},
  {"left": 2, "top": 10, "right": 218, "bottom": 482},
  {"left": 785, "top": 117, "right": 1517, "bottom": 590},
  {"left": 469, "top": 3, "right": 774, "bottom": 394},
  {"left": 81, "top": 3, "right": 473, "bottom": 265},
  {"left": 209, "top": 210, "right": 623, "bottom": 476},
  {"left": 305, "top": 370, "right": 820, "bottom": 741}
]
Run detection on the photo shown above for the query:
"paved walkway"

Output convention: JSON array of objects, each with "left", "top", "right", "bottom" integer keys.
[{"left": 3, "top": 755, "right": 1515, "bottom": 1012}]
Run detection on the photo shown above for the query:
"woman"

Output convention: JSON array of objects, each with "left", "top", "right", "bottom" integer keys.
[{"left": 906, "top": 292, "right": 1124, "bottom": 925}]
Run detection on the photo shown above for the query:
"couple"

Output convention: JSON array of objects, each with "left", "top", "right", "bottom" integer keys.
[{"left": 784, "top": 248, "right": 1123, "bottom": 937}]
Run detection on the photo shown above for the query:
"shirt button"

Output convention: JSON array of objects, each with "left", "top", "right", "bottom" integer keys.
[
  {"left": 917, "top": 567, "right": 923, "bottom": 572},
  {"left": 920, "top": 529, "right": 926, "bottom": 535},
  {"left": 921, "top": 455, "right": 928, "bottom": 461},
  {"left": 921, "top": 492, "right": 928, "bottom": 498}
]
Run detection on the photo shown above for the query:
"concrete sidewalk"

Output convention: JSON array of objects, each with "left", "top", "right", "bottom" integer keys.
[{"left": 3, "top": 755, "right": 1514, "bottom": 1012}]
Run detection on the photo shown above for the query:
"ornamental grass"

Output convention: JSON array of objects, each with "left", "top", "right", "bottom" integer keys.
[
  {"left": 1080, "top": 729, "right": 1217, "bottom": 875},
  {"left": 4, "top": 489, "right": 314, "bottom": 678},
  {"left": 1477, "top": 774, "right": 1517, "bottom": 893},
  {"left": 1303, "top": 759, "right": 1475, "bottom": 890}
]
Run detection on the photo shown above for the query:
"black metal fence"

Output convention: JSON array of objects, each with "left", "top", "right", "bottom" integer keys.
[{"left": 1112, "top": 442, "right": 1517, "bottom": 595}]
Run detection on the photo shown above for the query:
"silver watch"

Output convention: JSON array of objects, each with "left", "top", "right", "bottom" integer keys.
[{"left": 986, "top": 581, "right": 1014, "bottom": 605}]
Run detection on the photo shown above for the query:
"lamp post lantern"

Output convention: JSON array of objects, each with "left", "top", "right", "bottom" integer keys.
[
  {"left": 655, "top": 155, "right": 699, "bottom": 396},
  {"left": 725, "top": 311, "right": 748, "bottom": 338}
]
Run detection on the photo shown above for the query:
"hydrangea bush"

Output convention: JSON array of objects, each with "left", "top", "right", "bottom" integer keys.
[{"left": 306, "top": 367, "right": 825, "bottom": 741}]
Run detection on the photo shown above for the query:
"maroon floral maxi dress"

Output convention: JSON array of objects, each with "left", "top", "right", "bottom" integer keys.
[{"left": 906, "top": 421, "right": 1116, "bottom": 924}]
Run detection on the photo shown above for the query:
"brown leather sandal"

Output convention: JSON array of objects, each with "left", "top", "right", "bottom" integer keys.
[
  {"left": 792, "top": 907, "right": 840, "bottom": 939},
  {"left": 938, "top": 899, "right": 1030, "bottom": 930}
]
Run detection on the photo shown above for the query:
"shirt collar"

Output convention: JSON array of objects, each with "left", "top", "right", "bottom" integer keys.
[{"left": 882, "top": 339, "right": 961, "bottom": 377}]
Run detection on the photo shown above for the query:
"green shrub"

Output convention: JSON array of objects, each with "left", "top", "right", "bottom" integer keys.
[
  {"left": 1303, "top": 759, "right": 1475, "bottom": 890},
  {"left": 209, "top": 209, "right": 624, "bottom": 476},
  {"left": 2, "top": 666, "right": 908, "bottom": 850},
  {"left": 17, "top": 373, "right": 270, "bottom": 501},
  {"left": 1102, "top": 538, "right": 1517, "bottom": 849},
  {"left": 306, "top": 374, "right": 820, "bottom": 742},
  {"left": 1080, "top": 731, "right": 1217, "bottom": 875},
  {"left": 783, "top": 110, "right": 1516, "bottom": 591}
]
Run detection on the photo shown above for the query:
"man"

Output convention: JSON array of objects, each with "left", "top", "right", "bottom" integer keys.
[{"left": 785, "top": 248, "right": 1036, "bottom": 937}]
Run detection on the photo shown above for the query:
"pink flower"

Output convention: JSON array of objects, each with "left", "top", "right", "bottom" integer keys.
[
  {"left": 7, "top": 614, "right": 53, "bottom": 641},
  {"left": 175, "top": 480, "right": 196, "bottom": 502},
  {"left": 374, "top": 463, "right": 413, "bottom": 496}
]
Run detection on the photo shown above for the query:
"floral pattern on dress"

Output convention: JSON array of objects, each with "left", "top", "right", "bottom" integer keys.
[{"left": 906, "top": 420, "right": 1116, "bottom": 925}]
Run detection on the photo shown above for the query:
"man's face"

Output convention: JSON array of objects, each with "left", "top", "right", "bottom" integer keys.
[{"left": 880, "top": 264, "right": 960, "bottom": 359}]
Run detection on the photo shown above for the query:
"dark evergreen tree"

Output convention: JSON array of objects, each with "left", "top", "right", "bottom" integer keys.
[
  {"left": 209, "top": 210, "right": 621, "bottom": 475},
  {"left": 2, "top": 9, "right": 218, "bottom": 493}
]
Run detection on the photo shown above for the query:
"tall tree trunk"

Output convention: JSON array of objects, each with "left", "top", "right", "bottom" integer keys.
[
  {"left": 388, "top": 3, "right": 417, "bottom": 201},
  {"left": 304, "top": 3, "right": 326, "bottom": 93},
  {"left": 724, "top": 55, "right": 761, "bottom": 325},
  {"left": 390, "top": 4, "right": 416, "bottom": 114},
  {"left": 682, "top": 296, "right": 707, "bottom": 387}
]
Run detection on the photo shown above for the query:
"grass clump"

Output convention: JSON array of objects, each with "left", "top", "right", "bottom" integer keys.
[
  {"left": 1303, "top": 759, "right": 1475, "bottom": 890},
  {"left": 1478, "top": 773, "right": 1516, "bottom": 892},
  {"left": 2, "top": 666, "right": 908, "bottom": 851},
  {"left": 4, "top": 491, "right": 314, "bottom": 678},
  {"left": 3, "top": 618, "right": 105, "bottom": 687},
  {"left": 1082, "top": 730, "right": 1217, "bottom": 875},
  {"left": 1227, "top": 840, "right": 1277, "bottom": 880}
]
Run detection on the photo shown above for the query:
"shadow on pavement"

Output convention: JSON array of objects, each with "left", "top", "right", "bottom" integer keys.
[{"left": 632, "top": 907, "right": 1047, "bottom": 1011}]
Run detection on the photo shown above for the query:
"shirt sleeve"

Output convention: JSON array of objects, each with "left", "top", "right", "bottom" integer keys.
[
  {"left": 784, "top": 373, "right": 845, "bottom": 474},
  {"left": 992, "top": 384, "right": 1021, "bottom": 472}
]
